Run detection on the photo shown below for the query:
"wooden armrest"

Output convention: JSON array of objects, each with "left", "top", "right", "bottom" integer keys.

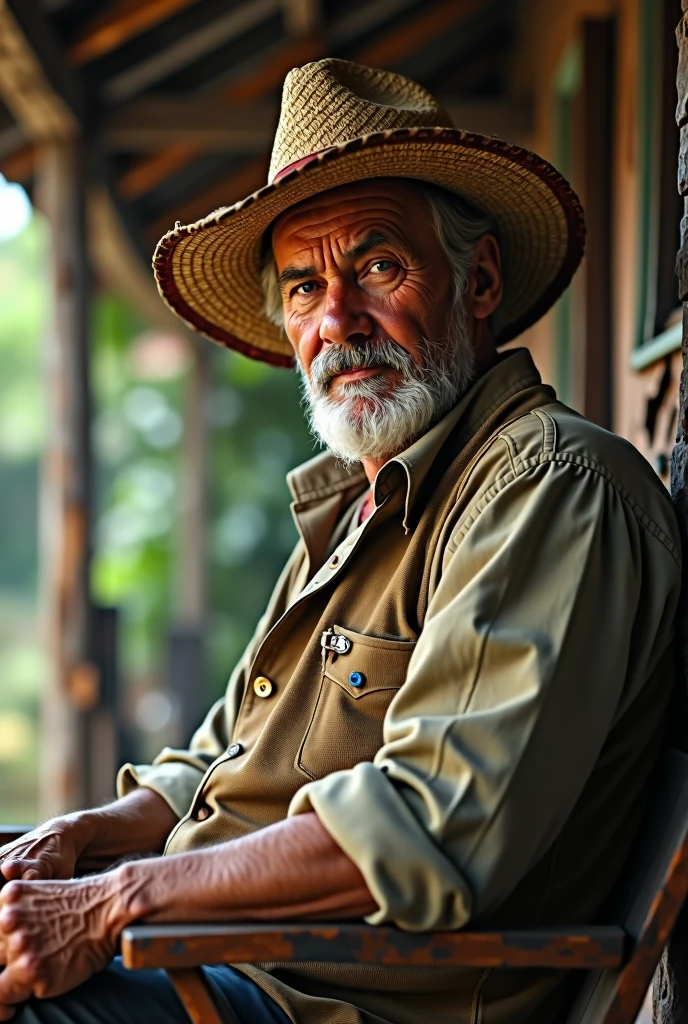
[
  {"left": 121, "top": 922, "right": 627, "bottom": 971},
  {"left": 0, "top": 826, "right": 32, "bottom": 846}
]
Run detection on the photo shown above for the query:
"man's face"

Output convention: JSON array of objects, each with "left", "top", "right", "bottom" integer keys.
[
  {"left": 270, "top": 179, "right": 495, "bottom": 467},
  {"left": 271, "top": 180, "right": 454, "bottom": 391}
]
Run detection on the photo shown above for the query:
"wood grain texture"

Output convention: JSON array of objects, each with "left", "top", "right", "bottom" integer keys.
[{"left": 121, "top": 923, "right": 626, "bottom": 972}]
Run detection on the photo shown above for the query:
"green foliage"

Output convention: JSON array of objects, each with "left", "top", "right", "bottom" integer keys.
[
  {"left": 206, "top": 349, "right": 313, "bottom": 695},
  {"left": 0, "top": 217, "right": 48, "bottom": 599},
  {"left": 0, "top": 212, "right": 316, "bottom": 817},
  {"left": 0, "top": 215, "right": 48, "bottom": 822}
]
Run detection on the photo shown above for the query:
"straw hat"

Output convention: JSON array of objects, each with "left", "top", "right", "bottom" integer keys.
[{"left": 153, "top": 59, "right": 586, "bottom": 367}]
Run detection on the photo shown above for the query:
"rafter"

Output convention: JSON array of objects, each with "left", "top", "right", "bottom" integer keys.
[
  {"left": 0, "top": 0, "right": 79, "bottom": 140},
  {"left": 0, "top": 143, "right": 34, "bottom": 183},
  {"left": 68, "top": 0, "right": 204, "bottom": 67},
  {"left": 104, "top": 95, "right": 530, "bottom": 152},
  {"left": 116, "top": 0, "right": 484, "bottom": 204},
  {"left": 282, "top": 0, "right": 320, "bottom": 37},
  {"left": 103, "top": 0, "right": 282, "bottom": 104},
  {"left": 102, "top": 97, "right": 277, "bottom": 151},
  {"left": 117, "top": 35, "right": 318, "bottom": 200},
  {"left": 145, "top": 156, "right": 268, "bottom": 244},
  {"left": 356, "top": 0, "right": 485, "bottom": 67}
]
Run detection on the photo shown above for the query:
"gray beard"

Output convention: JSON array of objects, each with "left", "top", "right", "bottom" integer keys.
[{"left": 299, "top": 301, "right": 476, "bottom": 467}]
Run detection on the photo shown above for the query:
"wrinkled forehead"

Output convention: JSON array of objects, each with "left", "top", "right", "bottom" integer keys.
[{"left": 269, "top": 179, "right": 430, "bottom": 261}]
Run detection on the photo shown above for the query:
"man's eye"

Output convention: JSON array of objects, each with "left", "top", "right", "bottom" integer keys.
[
  {"left": 369, "top": 260, "right": 395, "bottom": 274},
  {"left": 295, "top": 281, "right": 317, "bottom": 295}
]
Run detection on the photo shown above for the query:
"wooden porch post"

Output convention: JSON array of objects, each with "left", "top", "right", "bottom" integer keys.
[
  {"left": 653, "top": 5, "right": 688, "bottom": 1021},
  {"left": 34, "top": 140, "right": 95, "bottom": 816},
  {"left": 167, "top": 338, "right": 208, "bottom": 742}
]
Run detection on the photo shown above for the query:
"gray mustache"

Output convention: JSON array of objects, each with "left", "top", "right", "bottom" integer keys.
[{"left": 309, "top": 339, "right": 417, "bottom": 392}]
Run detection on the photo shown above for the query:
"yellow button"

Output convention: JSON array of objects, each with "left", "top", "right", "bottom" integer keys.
[
  {"left": 254, "top": 676, "right": 273, "bottom": 698},
  {"left": 328, "top": 555, "right": 340, "bottom": 568}
]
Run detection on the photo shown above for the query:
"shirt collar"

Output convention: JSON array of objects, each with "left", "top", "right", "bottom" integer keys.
[{"left": 287, "top": 348, "right": 546, "bottom": 529}]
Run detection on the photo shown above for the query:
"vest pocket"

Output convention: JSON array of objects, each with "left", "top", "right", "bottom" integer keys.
[{"left": 296, "top": 625, "right": 416, "bottom": 780}]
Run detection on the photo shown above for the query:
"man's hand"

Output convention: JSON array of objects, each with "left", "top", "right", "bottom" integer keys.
[
  {"left": 0, "top": 822, "right": 84, "bottom": 883},
  {"left": 0, "top": 874, "right": 128, "bottom": 1019},
  {"left": 0, "top": 789, "right": 178, "bottom": 885}
]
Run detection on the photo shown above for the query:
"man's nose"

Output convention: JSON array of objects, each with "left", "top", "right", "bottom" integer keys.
[{"left": 319, "top": 279, "right": 375, "bottom": 346}]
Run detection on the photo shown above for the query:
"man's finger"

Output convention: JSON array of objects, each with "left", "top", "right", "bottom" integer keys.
[
  {"left": 0, "top": 863, "right": 50, "bottom": 883},
  {"left": 0, "top": 962, "right": 34, "bottom": 1018}
]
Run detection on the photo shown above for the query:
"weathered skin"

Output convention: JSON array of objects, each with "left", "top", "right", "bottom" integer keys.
[
  {"left": 272, "top": 179, "right": 502, "bottom": 481},
  {"left": 0, "top": 179, "right": 503, "bottom": 1019}
]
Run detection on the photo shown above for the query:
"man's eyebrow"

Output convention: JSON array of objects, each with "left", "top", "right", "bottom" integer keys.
[
  {"left": 344, "top": 231, "right": 391, "bottom": 259},
  {"left": 276, "top": 232, "right": 392, "bottom": 289},
  {"left": 277, "top": 264, "right": 317, "bottom": 289}
]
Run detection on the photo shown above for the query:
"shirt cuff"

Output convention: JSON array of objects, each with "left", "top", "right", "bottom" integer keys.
[
  {"left": 116, "top": 760, "right": 205, "bottom": 821},
  {"left": 288, "top": 761, "right": 473, "bottom": 931}
]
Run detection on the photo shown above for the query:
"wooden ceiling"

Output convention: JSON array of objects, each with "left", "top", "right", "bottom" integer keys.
[{"left": 0, "top": 0, "right": 524, "bottom": 285}]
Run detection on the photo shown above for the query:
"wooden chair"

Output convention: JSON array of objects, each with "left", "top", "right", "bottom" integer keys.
[{"left": 3, "top": 746, "right": 688, "bottom": 1024}]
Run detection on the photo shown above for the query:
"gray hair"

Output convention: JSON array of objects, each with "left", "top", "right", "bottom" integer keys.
[{"left": 260, "top": 181, "right": 494, "bottom": 329}]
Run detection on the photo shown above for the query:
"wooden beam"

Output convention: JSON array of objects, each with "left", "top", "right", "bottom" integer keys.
[
  {"left": 116, "top": 0, "right": 489, "bottom": 202},
  {"left": 88, "top": 185, "right": 194, "bottom": 333},
  {"left": 328, "top": 0, "right": 421, "bottom": 49},
  {"left": 441, "top": 98, "right": 533, "bottom": 141},
  {"left": 0, "top": 0, "right": 78, "bottom": 140},
  {"left": 0, "top": 124, "right": 26, "bottom": 161},
  {"left": 117, "top": 35, "right": 318, "bottom": 199},
  {"left": 145, "top": 157, "right": 268, "bottom": 243},
  {"left": 102, "top": 97, "right": 278, "bottom": 152},
  {"left": 68, "top": 0, "right": 204, "bottom": 67},
  {"left": 105, "top": 96, "right": 529, "bottom": 153},
  {"left": 34, "top": 140, "right": 93, "bottom": 817},
  {"left": 356, "top": 0, "right": 485, "bottom": 68},
  {"left": 121, "top": 922, "right": 626, "bottom": 972},
  {"left": 283, "top": 0, "right": 320, "bottom": 36},
  {"left": 103, "top": 0, "right": 282, "bottom": 104},
  {"left": 0, "top": 144, "right": 34, "bottom": 183}
]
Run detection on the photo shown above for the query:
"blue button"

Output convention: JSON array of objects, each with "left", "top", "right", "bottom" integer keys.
[{"left": 349, "top": 671, "right": 365, "bottom": 688}]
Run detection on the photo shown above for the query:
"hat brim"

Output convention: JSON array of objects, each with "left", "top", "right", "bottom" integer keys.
[{"left": 153, "top": 127, "right": 586, "bottom": 368}]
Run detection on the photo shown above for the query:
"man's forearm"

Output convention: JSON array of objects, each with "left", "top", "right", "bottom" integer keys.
[
  {"left": 73, "top": 788, "right": 178, "bottom": 871},
  {"left": 113, "top": 812, "right": 377, "bottom": 925}
]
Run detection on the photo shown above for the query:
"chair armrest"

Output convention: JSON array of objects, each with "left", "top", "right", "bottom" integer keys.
[
  {"left": 0, "top": 826, "right": 32, "bottom": 846},
  {"left": 121, "top": 922, "right": 627, "bottom": 971}
]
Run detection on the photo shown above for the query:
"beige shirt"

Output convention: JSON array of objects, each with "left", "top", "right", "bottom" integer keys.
[{"left": 119, "top": 349, "right": 681, "bottom": 1024}]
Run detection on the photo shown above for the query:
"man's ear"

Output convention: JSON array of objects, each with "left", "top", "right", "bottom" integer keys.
[{"left": 467, "top": 234, "right": 503, "bottom": 321}]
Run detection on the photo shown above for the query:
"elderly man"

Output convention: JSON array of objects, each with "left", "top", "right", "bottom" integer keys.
[{"left": 0, "top": 60, "right": 681, "bottom": 1024}]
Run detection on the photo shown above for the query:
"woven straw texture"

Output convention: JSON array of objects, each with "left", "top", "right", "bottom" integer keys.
[{"left": 153, "top": 60, "right": 586, "bottom": 367}]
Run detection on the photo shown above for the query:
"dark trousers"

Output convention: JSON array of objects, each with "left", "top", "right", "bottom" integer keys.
[{"left": 12, "top": 958, "right": 290, "bottom": 1024}]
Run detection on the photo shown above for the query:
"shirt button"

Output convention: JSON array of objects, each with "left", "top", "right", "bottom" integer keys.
[
  {"left": 328, "top": 555, "right": 340, "bottom": 568},
  {"left": 228, "top": 742, "right": 243, "bottom": 758},
  {"left": 195, "top": 804, "right": 211, "bottom": 821},
  {"left": 254, "top": 676, "right": 274, "bottom": 698},
  {"left": 349, "top": 671, "right": 365, "bottom": 688}
]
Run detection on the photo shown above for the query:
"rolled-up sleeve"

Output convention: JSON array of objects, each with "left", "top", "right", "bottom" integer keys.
[
  {"left": 289, "top": 457, "right": 679, "bottom": 930},
  {"left": 117, "top": 697, "right": 230, "bottom": 818}
]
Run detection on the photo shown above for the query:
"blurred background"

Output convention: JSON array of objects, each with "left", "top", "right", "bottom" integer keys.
[{"left": 0, "top": 0, "right": 683, "bottom": 849}]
